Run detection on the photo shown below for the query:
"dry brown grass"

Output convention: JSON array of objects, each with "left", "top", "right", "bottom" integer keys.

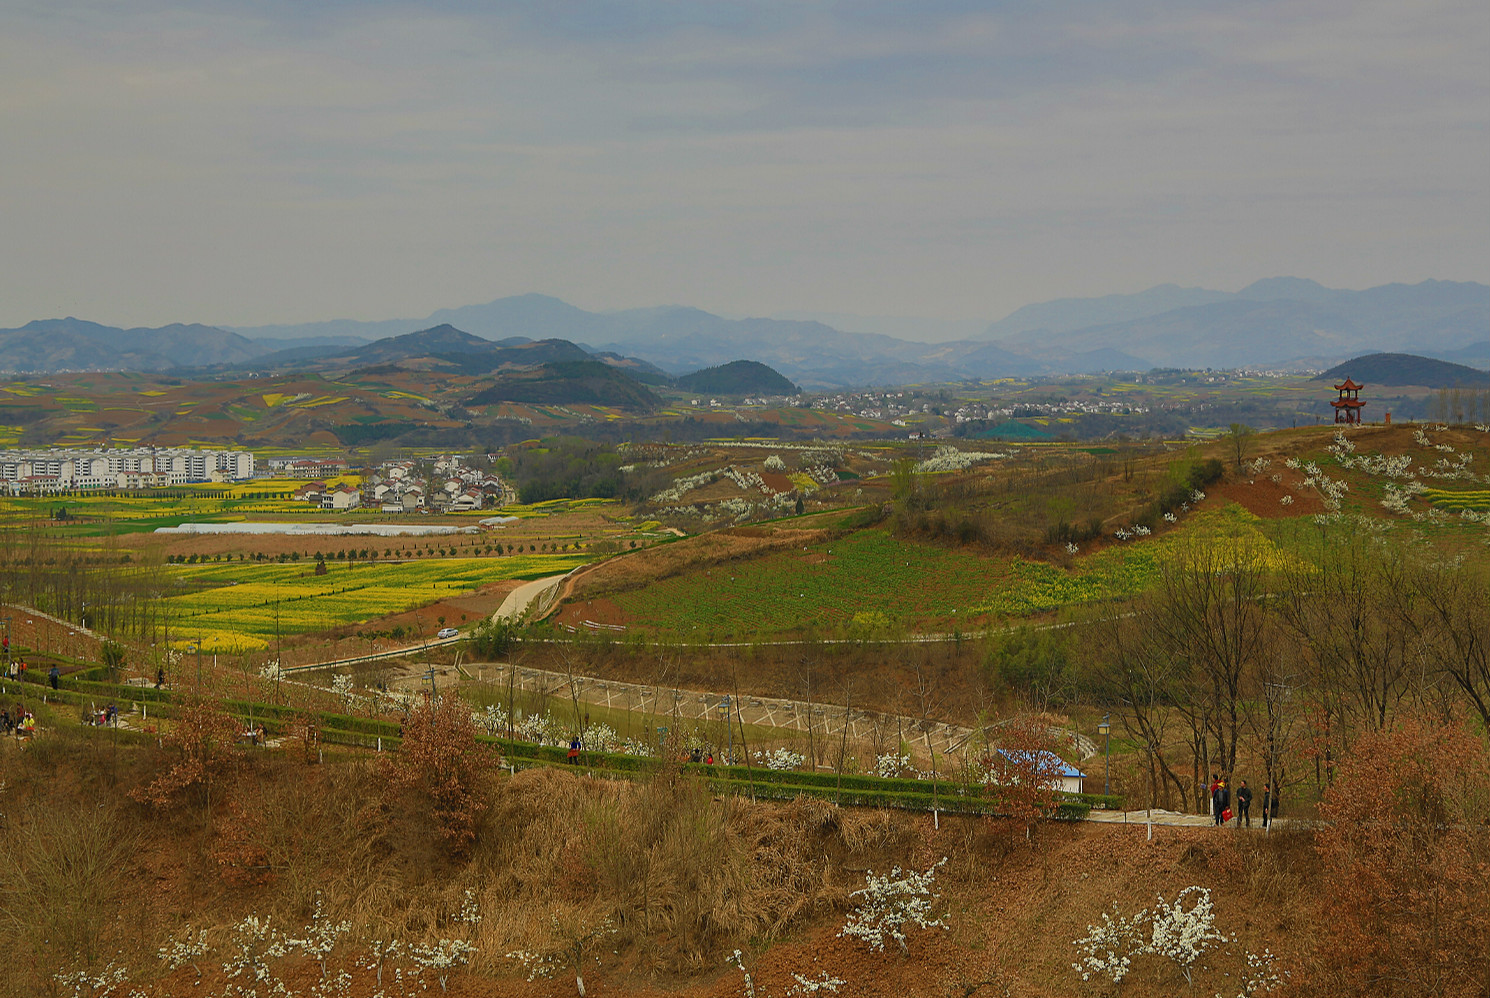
[{"left": 0, "top": 726, "right": 1370, "bottom": 998}]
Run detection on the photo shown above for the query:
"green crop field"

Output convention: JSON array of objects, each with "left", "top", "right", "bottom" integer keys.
[
  {"left": 611, "top": 504, "right": 1306, "bottom": 637},
  {"left": 611, "top": 527, "right": 1001, "bottom": 636},
  {"left": 1421, "top": 487, "right": 1490, "bottom": 511},
  {"left": 161, "top": 554, "right": 587, "bottom": 650}
]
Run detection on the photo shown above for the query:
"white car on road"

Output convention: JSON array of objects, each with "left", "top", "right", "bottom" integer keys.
[{"left": 436, "top": 627, "right": 459, "bottom": 639}]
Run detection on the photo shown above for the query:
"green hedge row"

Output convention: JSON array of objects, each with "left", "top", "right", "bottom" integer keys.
[{"left": 33, "top": 674, "right": 1119, "bottom": 817}]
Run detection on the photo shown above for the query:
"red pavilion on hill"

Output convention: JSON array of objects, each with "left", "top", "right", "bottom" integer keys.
[{"left": 1332, "top": 378, "right": 1365, "bottom": 424}]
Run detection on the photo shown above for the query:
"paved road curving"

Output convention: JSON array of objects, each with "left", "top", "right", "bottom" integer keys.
[{"left": 492, "top": 573, "right": 573, "bottom": 623}]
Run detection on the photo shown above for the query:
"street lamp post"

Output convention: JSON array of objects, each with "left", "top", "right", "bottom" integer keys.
[
  {"left": 719, "top": 695, "right": 732, "bottom": 763},
  {"left": 1098, "top": 713, "right": 1112, "bottom": 796}
]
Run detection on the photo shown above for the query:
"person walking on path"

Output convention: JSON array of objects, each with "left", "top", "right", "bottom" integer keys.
[
  {"left": 48, "top": 664, "right": 59, "bottom": 690},
  {"left": 1236, "top": 780, "right": 1253, "bottom": 827},
  {"left": 1209, "top": 774, "right": 1221, "bottom": 824},
  {"left": 1261, "top": 784, "right": 1273, "bottom": 829},
  {"left": 1214, "top": 778, "right": 1231, "bottom": 826}
]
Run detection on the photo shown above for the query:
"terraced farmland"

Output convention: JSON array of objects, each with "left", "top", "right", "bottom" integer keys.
[
  {"left": 1421, "top": 487, "right": 1490, "bottom": 511},
  {"left": 162, "top": 554, "right": 586, "bottom": 649}
]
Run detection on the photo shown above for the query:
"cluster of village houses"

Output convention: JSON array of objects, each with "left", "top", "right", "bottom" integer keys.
[
  {"left": 0, "top": 447, "right": 514, "bottom": 513},
  {"left": 290, "top": 454, "right": 515, "bottom": 513}
]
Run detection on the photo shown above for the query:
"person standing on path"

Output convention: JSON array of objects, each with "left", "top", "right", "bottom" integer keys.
[
  {"left": 1236, "top": 780, "right": 1252, "bottom": 827},
  {"left": 49, "top": 664, "right": 59, "bottom": 690},
  {"left": 1215, "top": 778, "right": 1231, "bottom": 826},
  {"left": 1261, "top": 784, "right": 1273, "bottom": 829}
]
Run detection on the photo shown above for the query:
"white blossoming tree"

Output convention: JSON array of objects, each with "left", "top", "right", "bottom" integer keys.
[
  {"left": 1071, "top": 886, "right": 1264, "bottom": 991},
  {"left": 839, "top": 858, "right": 949, "bottom": 954}
]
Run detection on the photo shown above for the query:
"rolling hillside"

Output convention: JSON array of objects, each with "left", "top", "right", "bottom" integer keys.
[{"left": 1315, "top": 352, "right": 1490, "bottom": 388}]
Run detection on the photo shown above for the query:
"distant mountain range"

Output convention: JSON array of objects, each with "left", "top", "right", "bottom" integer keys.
[{"left": 3, "top": 278, "right": 1484, "bottom": 387}]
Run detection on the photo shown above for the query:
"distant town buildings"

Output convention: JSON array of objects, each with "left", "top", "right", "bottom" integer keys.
[
  {"left": 0, "top": 446, "right": 516, "bottom": 511},
  {"left": 0, "top": 446, "right": 254, "bottom": 493}
]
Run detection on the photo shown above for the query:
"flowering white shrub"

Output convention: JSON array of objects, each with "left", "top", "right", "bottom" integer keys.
[
  {"left": 764, "top": 454, "right": 787, "bottom": 472},
  {"left": 787, "top": 971, "right": 845, "bottom": 995},
  {"left": 1163, "top": 512, "right": 1177, "bottom": 523},
  {"left": 1244, "top": 457, "right": 1273, "bottom": 475},
  {"left": 914, "top": 446, "right": 1009, "bottom": 474},
  {"left": 410, "top": 939, "right": 477, "bottom": 992},
  {"left": 221, "top": 915, "right": 291, "bottom": 997},
  {"left": 284, "top": 893, "right": 350, "bottom": 982},
  {"left": 725, "top": 466, "right": 768, "bottom": 492},
  {"left": 582, "top": 722, "right": 622, "bottom": 752},
  {"left": 622, "top": 737, "right": 657, "bottom": 757},
  {"left": 726, "top": 950, "right": 758, "bottom": 998},
  {"left": 1279, "top": 495, "right": 1293, "bottom": 506},
  {"left": 1072, "top": 887, "right": 1238, "bottom": 989},
  {"left": 1230, "top": 948, "right": 1286, "bottom": 997},
  {"left": 1381, "top": 480, "right": 1425, "bottom": 515},
  {"left": 1132, "top": 525, "right": 1151, "bottom": 536},
  {"left": 1146, "top": 886, "right": 1230, "bottom": 985},
  {"left": 1114, "top": 528, "right": 1132, "bottom": 541},
  {"left": 361, "top": 938, "right": 404, "bottom": 987},
  {"left": 650, "top": 471, "right": 716, "bottom": 504},
  {"left": 1414, "top": 428, "right": 1432, "bottom": 447},
  {"left": 1190, "top": 489, "right": 1206, "bottom": 503},
  {"left": 1072, "top": 903, "right": 1146, "bottom": 984},
  {"left": 159, "top": 927, "right": 210, "bottom": 977},
  {"left": 875, "top": 752, "right": 911, "bottom": 778},
  {"left": 53, "top": 964, "right": 139, "bottom": 998},
  {"left": 505, "top": 948, "right": 558, "bottom": 982},
  {"left": 330, "top": 674, "right": 357, "bottom": 712},
  {"left": 1283, "top": 457, "right": 1301, "bottom": 470},
  {"left": 755, "top": 747, "right": 806, "bottom": 771},
  {"left": 839, "top": 858, "right": 949, "bottom": 954},
  {"left": 1337, "top": 451, "right": 1413, "bottom": 478},
  {"left": 1065, "top": 542, "right": 1079, "bottom": 554}
]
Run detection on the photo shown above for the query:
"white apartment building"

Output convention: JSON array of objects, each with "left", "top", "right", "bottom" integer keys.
[{"left": 0, "top": 447, "right": 256, "bottom": 492}]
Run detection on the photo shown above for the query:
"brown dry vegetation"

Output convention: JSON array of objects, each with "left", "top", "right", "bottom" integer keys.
[{"left": 0, "top": 722, "right": 1399, "bottom": 998}]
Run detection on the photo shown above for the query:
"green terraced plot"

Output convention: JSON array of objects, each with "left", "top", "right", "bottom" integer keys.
[{"left": 1422, "top": 488, "right": 1490, "bottom": 511}]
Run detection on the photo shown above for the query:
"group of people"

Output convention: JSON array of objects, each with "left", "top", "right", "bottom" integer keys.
[
  {"left": 83, "top": 703, "right": 119, "bottom": 727},
  {"left": 1, "top": 703, "right": 36, "bottom": 737},
  {"left": 1209, "top": 775, "right": 1281, "bottom": 828}
]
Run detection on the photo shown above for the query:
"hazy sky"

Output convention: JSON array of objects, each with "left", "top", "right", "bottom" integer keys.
[{"left": 2, "top": 0, "right": 1485, "bottom": 329}]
